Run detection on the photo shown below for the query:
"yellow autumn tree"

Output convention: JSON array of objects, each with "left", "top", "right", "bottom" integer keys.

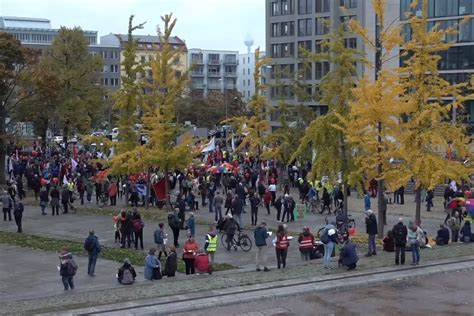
[
  {"left": 339, "top": 0, "right": 405, "bottom": 237},
  {"left": 291, "top": 25, "right": 364, "bottom": 214},
  {"left": 111, "top": 14, "right": 192, "bottom": 207},
  {"left": 109, "top": 16, "right": 146, "bottom": 176},
  {"left": 398, "top": 0, "right": 474, "bottom": 224},
  {"left": 226, "top": 48, "right": 270, "bottom": 157},
  {"left": 140, "top": 14, "right": 193, "bottom": 207}
]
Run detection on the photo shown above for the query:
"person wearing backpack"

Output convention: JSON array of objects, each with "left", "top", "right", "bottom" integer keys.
[
  {"left": 321, "top": 222, "right": 338, "bottom": 269},
  {"left": 392, "top": 218, "right": 408, "bottom": 265},
  {"left": 84, "top": 230, "right": 101, "bottom": 276},
  {"left": 132, "top": 213, "right": 145, "bottom": 250},
  {"left": 59, "top": 247, "right": 77, "bottom": 291},
  {"left": 168, "top": 209, "right": 181, "bottom": 248},
  {"left": 154, "top": 223, "right": 168, "bottom": 260},
  {"left": 13, "top": 201, "right": 24, "bottom": 233},
  {"left": 407, "top": 221, "right": 423, "bottom": 265},
  {"left": 117, "top": 258, "right": 137, "bottom": 285}
]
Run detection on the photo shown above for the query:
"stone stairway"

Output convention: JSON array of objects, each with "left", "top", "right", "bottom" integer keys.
[{"left": 404, "top": 181, "right": 446, "bottom": 196}]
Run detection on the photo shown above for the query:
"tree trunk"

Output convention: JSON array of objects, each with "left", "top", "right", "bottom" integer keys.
[
  {"left": 164, "top": 169, "right": 170, "bottom": 210},
  {"left": 377, "top": 179, "right": 385, "bottom": 239},
  {"left": 145, "top": 168, "right": 151, "bottom": 209},
  {"left": 343, "top": 181, "right": 348, "bottom": 215},
  {"left": 0, "top": 104, "right": 6, "bottom": 185},
  {"left": 415, "top": 187, "right": 421, "bottom": 226}
]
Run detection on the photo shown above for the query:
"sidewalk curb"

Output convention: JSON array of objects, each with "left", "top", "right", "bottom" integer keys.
[{"left": 43, "top": 256, "right": 474, "bottom": 316}]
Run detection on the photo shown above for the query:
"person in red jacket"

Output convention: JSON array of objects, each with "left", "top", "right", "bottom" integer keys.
[
  {"left": 275, "top": 225, "right": 290, "bottom": 269},
  {"left": 194, "top": 249, "right": 212, "bottom": 274},
  {"left": 263, "top": 190, "right": 272, "bottom": 215},
  {"left": 298, "top": 226, "right": 314, "bottom": 261},
  {"left": 183, "top": 234, "right": 199, "bottom": 275}
]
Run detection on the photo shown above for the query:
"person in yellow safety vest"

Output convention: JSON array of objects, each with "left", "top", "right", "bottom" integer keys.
[
  {"left": 67, "top": 180, "right": 75, "bottom": 203},
  {"left": 204, "top": 225, "right": 218, "bottom": 266}
]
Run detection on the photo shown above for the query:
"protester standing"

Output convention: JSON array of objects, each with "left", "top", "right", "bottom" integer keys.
[
  {"left": 84, "top": 230, "right": 101, "bottom": 276},
  {"left": 392, "top": 218, "right": 408, "bottom": 265},
  {"left": 365, "top": 209, "right": 378, "bottom": 257},
  {"left": 13, "top": 201, "right": 24, "bottom": 233},
  {"left": 59, "top": 248, "right": 77, "bottom": 291},
  {"left": 275, "top": 225, "right": 289, "bottom": 269},
  {"left": 254, "top": 222, "right": 270, "bottom": 272},
  {"left": 183, "top": 234, "right": 199, "bottom": 275}
]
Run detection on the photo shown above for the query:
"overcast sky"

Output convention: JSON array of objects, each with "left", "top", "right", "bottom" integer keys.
[{"left": 1, "top": 0, "right": 265, "bottom": 53}]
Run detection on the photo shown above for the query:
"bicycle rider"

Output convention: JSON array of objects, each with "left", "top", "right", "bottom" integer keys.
[{"left": 223, "top": 214, "right": 240, "bottom": 251}]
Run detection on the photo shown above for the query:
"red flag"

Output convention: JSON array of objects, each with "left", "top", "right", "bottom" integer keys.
[{"left": 152, "top": 178, "right": 166, "bottom": 201}]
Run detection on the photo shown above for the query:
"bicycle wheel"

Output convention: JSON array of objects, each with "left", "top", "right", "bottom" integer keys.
[
  {"left": 220, "top": 232, "right": 227, "bottom": 248},
  {"left": 239, "top": 235, "right": 252, "bottom": 252}
]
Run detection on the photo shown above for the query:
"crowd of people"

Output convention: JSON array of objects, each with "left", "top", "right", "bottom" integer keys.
[{"left": 2, "top": 146, "right": 474, "bottom": 291}]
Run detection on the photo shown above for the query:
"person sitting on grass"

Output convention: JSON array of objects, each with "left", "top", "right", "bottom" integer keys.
[
  {"left": 117, "top": 258, "right": 137, "bottom": 285},
  {"left": 382, "top": 230, "right": 395, "bottom": 252},
  {"left": 435, "top": 224, "right": 450, "bottom": 246}
]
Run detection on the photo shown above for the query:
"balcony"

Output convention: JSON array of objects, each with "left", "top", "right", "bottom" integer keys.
[
  {"left": 224, "top": 72, "right": 237, "bottom": 77},
  {"left": 208, "top": 59, "right": 221, "bottom": 65},
  {"left": 191, "top": 58, "right": 204, "bottom": 65},
  {"left": 191, "top": 71, "right": 204, "bottom": 77},
  {"left": 225, "top": 84, "right": 236, "bottom": 90},
  {"left": 191, "top": 83, "right": 205, "bottom": 90},
  {"left": 208, "top": 84, "right": 222, "bottom": 90},
  {"left": 208, "top": 72, "right": 221, "bottom": 78},
  {"left": 224, "top": 56, "right": 238, "bottom": 65}
]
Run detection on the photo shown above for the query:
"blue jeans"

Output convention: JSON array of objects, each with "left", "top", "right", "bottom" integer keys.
[
  {"left": 367, "top": 234, "right": 376, "bottom": 255},
  {"left": 411, "top": 243, "right": 420, "bottom": 264},
  {"left": 214, "top": 205, "right": 222, "bottom": 222},
  {"left": 208, "top": 196, "right": 214, "bottom": 213},
  {"left": 88, "top": 255, "right": 97, "bottom": 275},
  {"left": 324, "top": 242, "right": 334, "bottom": 267},
  {"left": 62, "top": 276, "right": 74, "bottom": 290}
]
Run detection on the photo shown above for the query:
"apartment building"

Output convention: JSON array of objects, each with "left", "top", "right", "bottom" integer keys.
[
  {"left": 400, "top": 0, "right": 474, "bottom": 129},
  {"left": 265, "top": 0, "right": 401, "bottom": 128},
  {"left": 188, "top": 49, "right": 239, "bottom": 96},
  {"left": 237, "top": 51, "right": 268, "bottom": 102},
  {"left": 100, "top": 34, "right": 187, "bottom": 92}
]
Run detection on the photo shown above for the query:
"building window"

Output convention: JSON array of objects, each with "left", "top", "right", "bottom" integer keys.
[
  {"left": 459, "top": 18, "right": 474, "bottom": 42},
  {"left": 315, "top": 62, "right": 330, "bottom": 79},
  {"left": 103, "top": 78, "right": 109, "bottom": 86},
  {"left": 110, "top": 65, "right": 119, "bottom": 73},
  {"left": 248, "top": 57, "right": 250, "bottom": 63},
  {"left": 281, "top": 21, "right": 295, "bottom": 36},
  {"left": 340, "top": 15, "right": 357, "bottom": 32},
  {"left": 209, "top": 53, "right": 220, "bottom": 64},
  {"left": 281, "top": 0, "right": 289, "bottom": 14},
  {"left": 248, "top": 69, "right": 250, "bottom": 75},
  {"left": 248, "top": 79, "right": 251, "bottom": 86},
  {"left": 434, "top": 0, "right": 447, "bottom": 16},
  {"left": 298, "top": 18, "right": 312, "bottom": 36},
  {"left": 344, "top": 38, "right": 357, "bottom": 49},
  {"left": 298, "top": 0, "right": 312, "bottom": 14},
  {"left": 272, "top": 23, "right": 280, "bottom": 37},
  {"left": 315, "top": 17, "right": 330, "bottom": 35},
  {"left": 112, "top": 51, "right": 118, "bottom": 59},
  {"left": 460, "top": 0, "right": 472, "bottom": 14},
  {"left": 243, "top": 80, "right": 245, "bottom": 87},
  {"left": 271, "top": 1, "right": 280, "bottom": 16},
  {"left": 340, "top": 0, "right": 357, "bottom": 9},
  {"left": 315, "top": 0, "right": 330, "bottom": 13},
  {"left": 298, "top": 40, "right": 312, "bottom": 57},
  {"left": 101, "top": 51, "right": 107, "bottom": 59},
  {"left": 140, "top": 56, "right": 146, "bottom": 63},
  {"left": 243, "top": 57, "right": 245, "bottom": 64}
]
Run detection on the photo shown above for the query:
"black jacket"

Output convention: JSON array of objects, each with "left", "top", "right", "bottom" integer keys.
[
  {"left": 117, "top": 263, "right": 137, "bottom": 282},
  {"left": 164, "top": 252, "right": 177, "bottom": 276},
  {"left": 392, "top": 222, "right": 408, "bottom": 246},
  {"left": 436, "top": 227, "right": 450, "bottom": 245},
  {"left": 365, "top": 214, "right": 378, "bottom": 235}
]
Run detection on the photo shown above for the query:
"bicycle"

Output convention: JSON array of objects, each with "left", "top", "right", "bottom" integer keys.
[
  {"left": 220, "top": 230, "right": 253, "bottom": 252},
  {"left": 308, "top": 197, "right": 322, "bottom": 214}
]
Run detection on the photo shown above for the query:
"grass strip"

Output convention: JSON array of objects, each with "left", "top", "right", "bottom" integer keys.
[{"left": 0, "top": 231, "right": 234, "bottom": 272}]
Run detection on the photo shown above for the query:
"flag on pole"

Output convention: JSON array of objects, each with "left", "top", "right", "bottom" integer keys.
[
  {"left": 201, "top": 137, "right": 216, "bottom": 153},
  {"left": 71, "top": 159, "right": 78, "bottom": 171},
  {"left": 152, "top": 179, "right": 167, "bottom": 201}
]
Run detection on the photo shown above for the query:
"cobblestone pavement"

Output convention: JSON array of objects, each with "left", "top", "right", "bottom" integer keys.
[
  {"left": 176, "top": 269, "right": 474, "bottom": 316},
  {"left": 1, "top": 241, "right": 473, "bottom": 314}
]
